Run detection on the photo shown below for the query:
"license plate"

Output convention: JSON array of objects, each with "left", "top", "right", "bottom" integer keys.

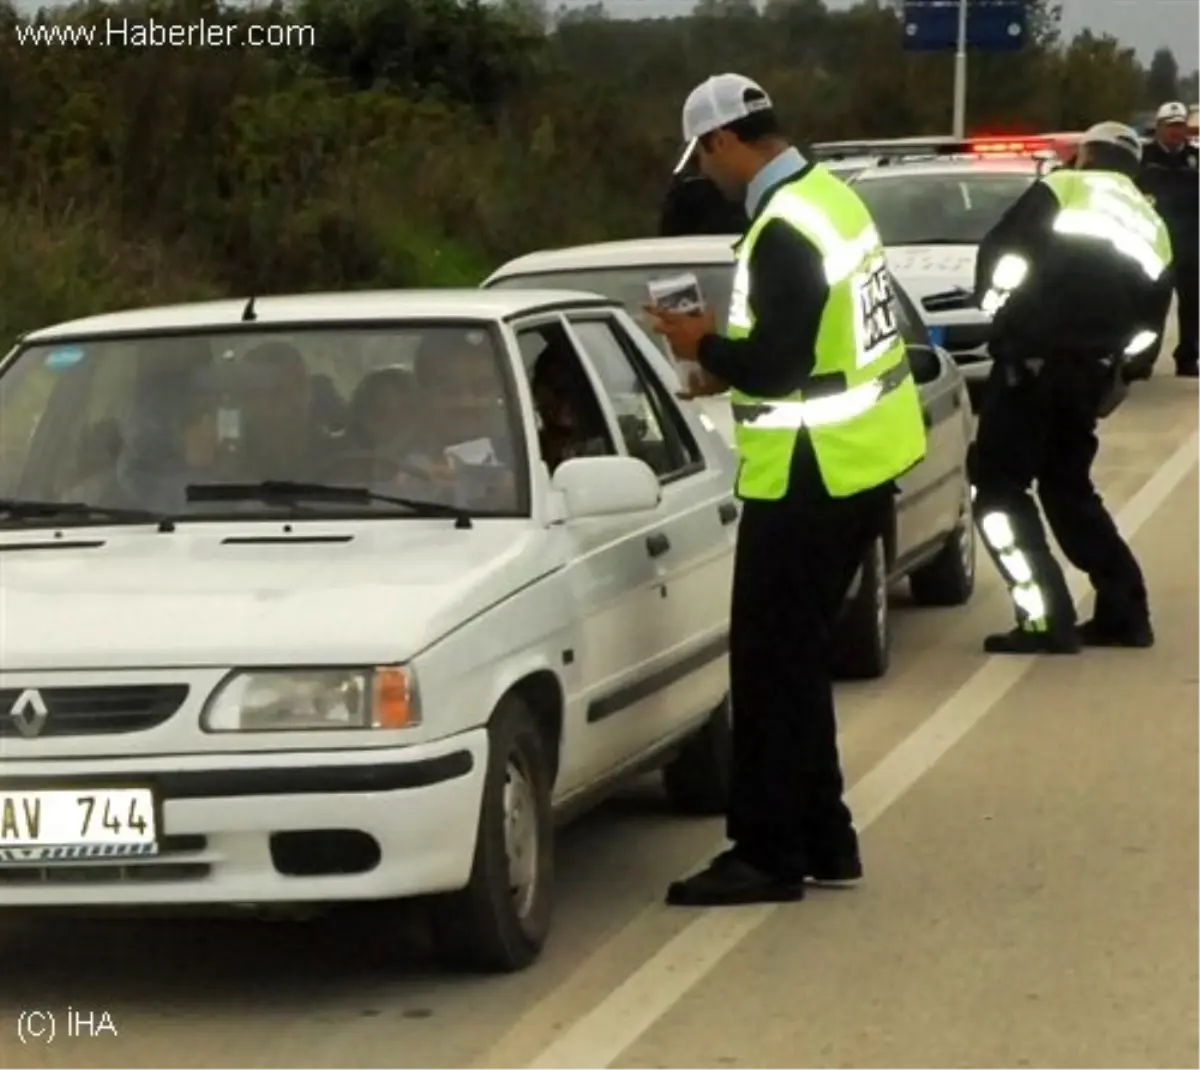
[{"left": 0, "top": 787, "right": 159, "bottom": 864}]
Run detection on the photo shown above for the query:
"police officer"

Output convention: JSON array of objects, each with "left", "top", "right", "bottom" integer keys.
[
  {"left": 971, "top": 121, "right": 1174, "bottom": 654},
  {"left": 1136, "top": 101, "right": 1199, "bottom": 377},
  {"left": 646, "top": 73, "right": 927, "bottom": 907},
  {"left": 659, "top": 143, "right": 750, "bottom": 236}
]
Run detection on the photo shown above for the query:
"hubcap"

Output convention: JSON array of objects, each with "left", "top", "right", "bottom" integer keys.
[
  {"left": 958, "top": 498, "right": 976, "bottom": 580},
  {"left": 502, "top": 757, "right": 539, "bottom": 920}
]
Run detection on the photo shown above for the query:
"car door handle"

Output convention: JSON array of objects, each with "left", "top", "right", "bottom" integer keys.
[
  {"left": 718, "top": 501, "right": 739, "bottom": 526},
  {"left": 645, "top": 532, "right": 671, "bottom": 558}
]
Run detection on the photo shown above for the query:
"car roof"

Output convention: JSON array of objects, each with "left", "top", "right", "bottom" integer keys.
[
  {"left": 488, "top": 236, "right": 738, "bottom": 279},
  {"left": 853, "top": 156, "right": 1042, "bottom": 180},
  {"left": 21, "top": 288, "right": 618, "bottom": 343}
]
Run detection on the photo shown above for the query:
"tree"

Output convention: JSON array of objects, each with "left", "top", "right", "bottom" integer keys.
[{"left": 1146, "top": 47, "right": 1180, "bottom": 104}]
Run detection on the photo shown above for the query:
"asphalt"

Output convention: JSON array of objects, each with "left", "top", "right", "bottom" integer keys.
[{"left": 3, "top": 341, "right": 1197, "bottom": 1070}]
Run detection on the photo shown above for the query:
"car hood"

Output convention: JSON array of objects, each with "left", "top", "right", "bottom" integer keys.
[
  {"left": 885, "top": 244, "right": 978, "bottom": 301},
  {"left": 0, "top": 522, "right": 551, "bottom": 671}
]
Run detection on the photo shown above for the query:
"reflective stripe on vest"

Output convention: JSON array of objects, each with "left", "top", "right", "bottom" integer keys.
[
  {"left": 730, "top": 360, "right": 912, "bottom": 430},
  {"left": 1044, "top": 170, "right": 1172, "bottom": 280}
]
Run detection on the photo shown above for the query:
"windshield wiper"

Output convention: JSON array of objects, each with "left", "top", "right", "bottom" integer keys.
[
  {"left": 0, "top": 497, "right": 173, "bottom": 529},
  {"left": 185, "top": 481, "right": 474, "bottom": 529}
]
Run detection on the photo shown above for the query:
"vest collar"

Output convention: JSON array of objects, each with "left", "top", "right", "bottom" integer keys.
[{"left": 731, "top": 160, "right": 816, "bottom": 255}]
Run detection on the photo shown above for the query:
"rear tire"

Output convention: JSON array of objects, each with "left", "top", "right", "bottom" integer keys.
[
  {"left": 429, "top": 694, "right": 554, "bottom": 973},
  {"left": 833, "top": 536, "right": 890, "bottom": 680},
  {"left": 662, "top": 695, "right": 732, "bottom": 815}
]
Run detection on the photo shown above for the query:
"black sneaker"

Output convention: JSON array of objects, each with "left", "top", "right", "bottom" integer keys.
[
  {"left": 983, "top": 627, "right": 1081, "bottom": 655},
  {"left": 1176, "top": 363, "right": 1199, "bottom": 378},
  {"left": 1077, "top": 618, "right": 1155, "bottom": 648},
  {"left": 666, "top": 849, "right": 806, "bottom": 907},
  {"left": 806, "top": 852, "right": 863, "bottom": 884}
]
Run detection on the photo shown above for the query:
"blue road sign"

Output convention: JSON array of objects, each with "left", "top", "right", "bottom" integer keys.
[{"left": 902, "top": 0, "right": 1027, "bottom": 52}]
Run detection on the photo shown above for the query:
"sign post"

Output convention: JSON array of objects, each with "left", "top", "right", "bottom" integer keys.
[{"left": 902, "top": 1, "right": 1027, "bottom": 137}]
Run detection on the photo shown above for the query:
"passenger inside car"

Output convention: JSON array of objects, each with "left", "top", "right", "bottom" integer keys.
[
  {"left": 530, "top": 348, "right": 613, "bottom": 472},
  {"left": 240, "top": 341, "right": 327, "bottom": 481}
]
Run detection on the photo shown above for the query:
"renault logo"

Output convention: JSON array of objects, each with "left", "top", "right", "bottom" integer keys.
[{"left": 9, "top": 689, "right": 49, "bottom": 738}]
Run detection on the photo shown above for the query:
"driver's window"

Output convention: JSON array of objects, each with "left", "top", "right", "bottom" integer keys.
[{"left": 514, "top": 321, "right": 616, "bottom": 474}]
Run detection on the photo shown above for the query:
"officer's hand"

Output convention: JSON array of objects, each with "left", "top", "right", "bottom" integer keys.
[
  {"left": 642, "top": 303, "right": 717, "bottom": 362},
  {"left": 676, "top": 368, "right": 729, "bottom": 400}
]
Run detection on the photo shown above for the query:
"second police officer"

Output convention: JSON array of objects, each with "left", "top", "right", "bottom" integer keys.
[{"left": 970, "top": 122, "right": 1174, "bottom": 654}]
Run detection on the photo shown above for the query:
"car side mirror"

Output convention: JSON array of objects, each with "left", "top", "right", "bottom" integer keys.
[{"left": 551, "top": 455, "right": 661, "bottom": 519}]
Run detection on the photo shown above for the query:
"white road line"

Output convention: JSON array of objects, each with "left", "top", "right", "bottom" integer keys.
[{"left": 526, "top": 430, "right": 1199, "bottom": 1070}]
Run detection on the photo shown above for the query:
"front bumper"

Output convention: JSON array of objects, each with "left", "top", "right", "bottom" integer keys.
[{"left": 0, "top": 730, "right": 488, "bottom": 907}]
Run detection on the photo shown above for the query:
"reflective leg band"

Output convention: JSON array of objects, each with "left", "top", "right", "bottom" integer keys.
[{"left": 979, "top": 510, "right": 1049, "bottom": 631}]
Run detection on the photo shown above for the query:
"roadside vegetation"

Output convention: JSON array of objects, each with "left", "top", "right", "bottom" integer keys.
[{"left": 1, "top": 0, "right": 1194, "bottom": 340}]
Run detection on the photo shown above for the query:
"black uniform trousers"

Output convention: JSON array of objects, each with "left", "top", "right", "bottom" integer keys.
[
  {"left": 726, "top": 434, "right": 890, "bottom": 877},
  {"left": 970, "top": 357, "right": 1149, "bottom": 634},
  {"left": 1172, "top": 247, "right": 1198, "bottom": 369}
]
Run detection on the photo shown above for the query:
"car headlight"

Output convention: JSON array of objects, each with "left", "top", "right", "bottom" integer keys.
[{"left": 201, "top": 667, "right": 420, "bottom": 733}]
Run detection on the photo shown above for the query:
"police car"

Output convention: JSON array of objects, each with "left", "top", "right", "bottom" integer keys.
[{"left": 811, "top": 135, "right": 1138, "bottom": 404}]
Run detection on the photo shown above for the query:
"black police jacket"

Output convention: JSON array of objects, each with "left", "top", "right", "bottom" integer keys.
[
  {"left": 1137, "top": 140, "right": 1199, "bottom": 247},
  {"left": 974, "top": 167, "right": 1174, "bottom": 361},
  {"left": 658, "top": 165, "right": 748, "bottom": 237}
]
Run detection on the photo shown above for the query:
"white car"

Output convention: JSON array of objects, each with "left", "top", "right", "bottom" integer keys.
[
  {"left": 0, "top": 289, "right": 742, "bottom": 971},
  {"left": 484, "top": 235, "right": 976, "bottom": 680}
]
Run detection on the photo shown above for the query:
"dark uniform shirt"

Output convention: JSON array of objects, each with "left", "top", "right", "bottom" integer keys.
[
  {"left": 973, "top": 168, "right": 1174, "bottom": 362},
  {"left": 659, "top": 163, "right": 750, "bottom": 238},
  {"left": 1137, "top": 140, "right": 1199, "bottom": 253}
]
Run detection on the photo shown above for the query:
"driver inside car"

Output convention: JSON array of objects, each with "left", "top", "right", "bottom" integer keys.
[{"left": 388, "top": 331, "right": 516, "bottom": 510}]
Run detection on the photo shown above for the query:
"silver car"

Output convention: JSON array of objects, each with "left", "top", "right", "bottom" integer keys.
[{"left": 484, "top": 235, "right": 976, "bottom": 681}]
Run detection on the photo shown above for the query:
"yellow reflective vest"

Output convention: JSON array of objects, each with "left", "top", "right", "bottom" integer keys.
[{"left": 727, "top": 166, "right": 927, "bottom": 501}]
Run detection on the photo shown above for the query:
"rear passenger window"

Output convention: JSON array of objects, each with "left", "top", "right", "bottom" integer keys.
[{"left": 567, "top": 316, "right": 704, "bottom": 482}]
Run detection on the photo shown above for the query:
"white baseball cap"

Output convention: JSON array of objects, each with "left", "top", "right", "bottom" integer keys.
[
  {"left": 1080, "top": 120, "right": 1142, "bottom": 158},
  {"left": 1156, "top": 100, "right": 1188, "bottom": 124},
  {"left": 674, "top": 73, "right": 774, "bottom": 174}
]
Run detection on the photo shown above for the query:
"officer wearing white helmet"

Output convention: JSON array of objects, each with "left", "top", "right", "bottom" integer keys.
[
  {"left": 969, "top": 121, "right": 1174, "bottom": 654},
  {"left": 1136, "top": 101, "right": 1199, "bottom": 376}
]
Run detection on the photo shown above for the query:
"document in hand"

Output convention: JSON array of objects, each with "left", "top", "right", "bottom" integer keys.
[
  {"left": 647, "top": 272, "right": 706, "bottom": 315},
  {"left": 647, "top": 272, "right": 707, "bottom": 393}
]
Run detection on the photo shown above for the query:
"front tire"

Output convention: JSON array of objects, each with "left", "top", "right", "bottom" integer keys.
[{"left": 429, "top": 694, "right": 554, "bottom": 972}]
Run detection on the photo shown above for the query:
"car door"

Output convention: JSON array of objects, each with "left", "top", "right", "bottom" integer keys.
[
  {"left": 890, "top": 275, "right": 967, "bottom": 560},
  {"left": 562, "top": 311, "right": 733, "bottom": 746},
  {"left": 511, "top": 315, "right": 677, "bottom": 787}
]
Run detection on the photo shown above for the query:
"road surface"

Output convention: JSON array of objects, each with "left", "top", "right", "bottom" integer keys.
[{"left": 3, "top": 351, "right": 1197, "bottom": 1070}]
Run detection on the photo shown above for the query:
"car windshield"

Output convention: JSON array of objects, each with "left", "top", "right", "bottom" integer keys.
[
  {"left": 490, "top": 263, "right": 735, "bottom": 332},
  {"left": 854, "top": 171, "right": 1034, "bottom": 246},
  {"left": 0, "top": 324, "right": 527, "bottom": 523}
]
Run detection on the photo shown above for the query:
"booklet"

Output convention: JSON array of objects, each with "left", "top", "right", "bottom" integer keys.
[{"left": 647, "top": 272, "right": 707, "bottom": 393}]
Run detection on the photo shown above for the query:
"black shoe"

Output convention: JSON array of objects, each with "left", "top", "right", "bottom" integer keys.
[
  {"left": 806, "top": 852, "right": 863, "bottom": 884},
  {"left": 665, "top": 849, "right": 806, "bottom": 907},
  {"left": 1077, "top": 618, "right": 1155, "bottom": 648},
  {"left": 983, "top": 627, "right": 1081, "bottom": 655},
  {"left": 1176, "top": 363, "right": 1199, "bottom": 378}
]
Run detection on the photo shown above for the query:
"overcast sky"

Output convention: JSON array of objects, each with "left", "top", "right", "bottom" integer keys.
[{"left": 12, "top": 0, "right": 1200, "bottom": 72}]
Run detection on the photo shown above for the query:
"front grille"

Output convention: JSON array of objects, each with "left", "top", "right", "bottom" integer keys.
[
  {"left": 940, "top": 323, "right": 991, "bottom": 355},
  {"left": 0, "top": 835, "right": 209, "bottom": 884},
  {"left": 0, "top": 685, "right": 188, "bottom": 738}
]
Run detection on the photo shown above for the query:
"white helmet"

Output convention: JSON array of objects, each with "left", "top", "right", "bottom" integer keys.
[{"left": 1080, "top": 121, "right": 1142, "bottom": 159}]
